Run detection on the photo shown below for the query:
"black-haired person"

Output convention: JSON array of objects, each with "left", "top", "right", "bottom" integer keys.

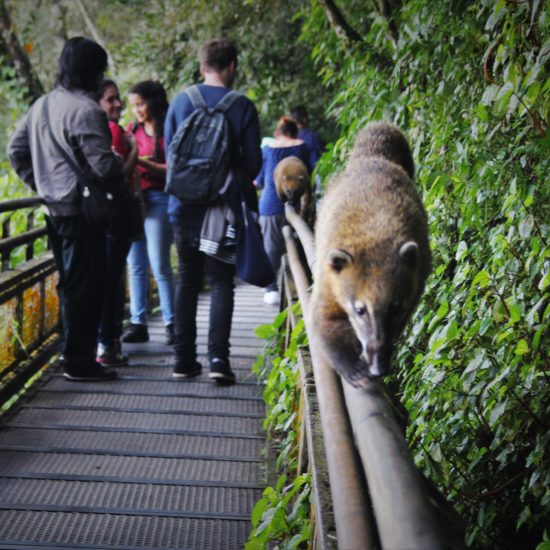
[
  {"left": 8, "top": 37, "right": 124, "bottom": 381},
  {"left": 95, "top": 79, "right": 138, "bottom": 366},
  {"left": 255, "top": 116, "right": 311, "bottom": 305},
  {"left": 122, "top": 80, "right": 175, "bottom": 345}
]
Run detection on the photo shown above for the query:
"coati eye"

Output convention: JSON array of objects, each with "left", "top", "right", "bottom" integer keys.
[{"left": 354, "top": 302, "right": 367, "bottom": 316}]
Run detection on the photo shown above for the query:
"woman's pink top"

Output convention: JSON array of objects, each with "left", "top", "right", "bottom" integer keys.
[{"left": 126, "top": 122, "right": 165, "bottom": 191}]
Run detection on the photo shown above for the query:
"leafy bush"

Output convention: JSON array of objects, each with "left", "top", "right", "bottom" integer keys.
[
  {"left": 300, "top": 1, "right": 549, "bottom": 547},
  {"left": 248, "top": 304, "right": 312, "bottom": 548}
]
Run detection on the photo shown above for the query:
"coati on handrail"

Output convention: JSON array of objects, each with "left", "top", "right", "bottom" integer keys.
[{"left": 309, "top": 121, "right": 431, "bottom": 387}]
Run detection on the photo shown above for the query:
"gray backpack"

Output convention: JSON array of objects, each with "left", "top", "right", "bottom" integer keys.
[{"left": 165, "top": 85, "right": 241, "bottom": 204}]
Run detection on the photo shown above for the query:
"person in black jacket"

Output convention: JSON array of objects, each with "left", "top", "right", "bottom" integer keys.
[{"left": 8, "top": 37, "right": 124, "bottom": 381}]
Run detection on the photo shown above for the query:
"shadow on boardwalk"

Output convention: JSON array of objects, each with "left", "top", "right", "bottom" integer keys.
[{"left": 0, "top": 282, "right": 278, "bottom": 549}]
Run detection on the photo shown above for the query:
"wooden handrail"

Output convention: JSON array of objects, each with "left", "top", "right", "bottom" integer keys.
[
  {"left": 283, "top": 207, "right": 453, "bottom": 549},
  {"left": 0, "top": 198, "right": 59, "bottom": 406}
]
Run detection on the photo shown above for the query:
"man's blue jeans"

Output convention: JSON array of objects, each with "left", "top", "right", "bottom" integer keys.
[{"left": 127, "top": 189, "right": 175, "bottom": 327}]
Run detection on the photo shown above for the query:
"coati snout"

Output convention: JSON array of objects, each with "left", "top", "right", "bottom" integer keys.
[
  {"left": 309, "top": 121, "right": 431, "bottom": 389},
  {"left": 327, "top": 241, "right": 421, "bottom": 383}
]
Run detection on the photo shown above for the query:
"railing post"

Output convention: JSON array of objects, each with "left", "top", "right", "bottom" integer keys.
[
  {"left": 2, "top": 217, "right": 10, "bottom": 271},
  {"left": 26, "top": 209, "right": 35, "bottom": 261}
]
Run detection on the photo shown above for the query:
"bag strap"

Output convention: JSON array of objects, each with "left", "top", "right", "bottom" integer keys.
[
  {"left": 42, "top": 95, "right": 86, "bottom": 183},
  {"left": 186, "top": 85, "right": 207, "bottom": 110},
  {"left": 186, "top": 85, "right": 241, "bottom": 114},
  {"left": 214, "top": 90, "right": 241, "bottom": 113}
]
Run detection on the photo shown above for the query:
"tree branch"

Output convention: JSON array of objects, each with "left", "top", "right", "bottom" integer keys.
[
  {"left": 318, "top": 0, "right": 363, "bottom": 44},
  {"left": 0, "top": 0, "right": 44, "bottom": 102},
  {"left": 74, "top": 0, "right": 117, "bottom": 75},
  {"left": 373, "top": 0, "right": 400, "bottom": 43}
]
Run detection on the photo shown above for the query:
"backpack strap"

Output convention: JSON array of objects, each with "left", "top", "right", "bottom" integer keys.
[
  {"left": 186, "top": 85, "right": 207, "bottom": 109},
  {"left": 214, "top": 90, "right": 242, "bottom": 113}
]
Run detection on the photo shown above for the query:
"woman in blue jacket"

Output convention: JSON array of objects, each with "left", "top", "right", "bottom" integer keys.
[{"left": 255, "top": 116, "right": 311, "bottom": 305}]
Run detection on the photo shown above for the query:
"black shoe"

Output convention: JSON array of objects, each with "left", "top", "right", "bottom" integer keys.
[
  {"left": 165, "top": 324, "right": 175, "bottom": 345},
  {"left": 209, "top": 358, "right": 236, "bottom": 386},
  {"left": 63, "top": 362, "right": 118, "bottom": 381},
  {"left": 122, "top": 323, "right": 149, "bottom": 343},
  {"left": 173, "top": 358, "right": 202, "bottom": 379}
]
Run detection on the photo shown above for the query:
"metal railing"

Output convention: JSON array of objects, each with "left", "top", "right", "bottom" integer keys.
[
  {"left": 0, "top": 198, "right": 60, "bottom": 405},
  {"left": 281, "top": 203, "right": 464, "bottom": 549}
]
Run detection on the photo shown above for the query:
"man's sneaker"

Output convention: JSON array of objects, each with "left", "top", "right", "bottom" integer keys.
[
  {"left": 209, "top": 358, "right": 236, "bottom": 386},
  {"left": 63, "top": 362, "right": 118, "bottom": 381},
  {"left": 263, "top": 290, "right": 280, "bottom": 306},
  {"left": 173, "top": 358, "right": 202, "bottom": 379},
  {"left": 122, "top": 323, "right": 149, "bottom": 343},
  {"left": 165, "top": 324, "right": 175, "bottom": 345},
  {"left": 97, "top": 343, "right": 128, "bottom": 367}
]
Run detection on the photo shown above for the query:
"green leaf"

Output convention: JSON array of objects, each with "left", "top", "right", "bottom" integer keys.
[
  {"left": 255, "top": 324, "right": 275, "bottom": 339},
  {"left": 251, "top": 498, "right": 269, "bottom": 528},
  {"left": 456, "top": 241, "right": 468, "bottom": 261},
  {"left": 472, "top": 270, "right": 490, "bottom": 289},
  {"left": 514, "top": 339, "right": 530, "bottom": 355}
]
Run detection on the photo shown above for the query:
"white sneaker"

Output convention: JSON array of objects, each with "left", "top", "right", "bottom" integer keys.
[{"left": 263, "top": 290, "right": 280, "bottom": 305}]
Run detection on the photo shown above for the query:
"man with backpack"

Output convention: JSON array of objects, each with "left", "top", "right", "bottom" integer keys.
[{"left": 164, "top": 38, "right": 262, "bottom": 384}]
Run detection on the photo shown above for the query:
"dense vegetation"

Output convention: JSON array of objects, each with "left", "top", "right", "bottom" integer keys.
[
  {"left": 1, "top": 1, "right": 548, "bottom": 547},
  {"left": 298, "top": 2, "right": 549, "bottom": 548}
]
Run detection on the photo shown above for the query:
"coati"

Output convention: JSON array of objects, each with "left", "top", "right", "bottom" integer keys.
[
  {"left": 309, "top": 121, "right": 431, "bottom": 387},
  {"left": 274, "top": 156, "right": 312, "bottom": 223}
]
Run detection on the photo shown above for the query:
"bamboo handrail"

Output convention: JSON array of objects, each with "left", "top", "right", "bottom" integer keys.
[
  {"left": 283, "top": 207, "right": 449, "bottom": 549},
  {"left": 283, "top": 225, "right": 377, "bottom": 549}
]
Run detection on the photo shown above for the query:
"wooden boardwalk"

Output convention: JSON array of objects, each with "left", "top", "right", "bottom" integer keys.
[{"left": 0, "top": 282, "right": 277, "bottom": 549}]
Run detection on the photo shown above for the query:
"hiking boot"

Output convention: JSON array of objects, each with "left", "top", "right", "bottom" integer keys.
[
  {"left": 97, "top": 342, "right": 128, "bottom": 367},
  {"left": 122, "top": 323, "right": 149, "bottom": 343},
  {"left": 63, "top": 361, "right": 118, "bottom": 381},
  {"left": 165, "top": 323, "right": 175, "bottom": 345},
  {"left": 173, "top": 358, "right": 202, "bottom": 379},
  {"left": 209, "top": 358, "right": 236, "bottom": 386}
]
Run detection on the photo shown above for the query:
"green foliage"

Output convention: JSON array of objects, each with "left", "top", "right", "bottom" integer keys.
[
  {"left": 246, "top": 473, "right": 312, "bottom": 550},
  {"left": 249, "top": 303, "right": 312, "bottom": 547},
  {"left": 301, "top": 1, "right": 549, "bottom": 547},
  {"left": 0, "top": 160, "right": 47, "bottom": 268}
]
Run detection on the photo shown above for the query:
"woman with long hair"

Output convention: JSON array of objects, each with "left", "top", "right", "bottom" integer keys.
[
  {"left": 95, "top": 79, "right": 137, "bottom": 365},
  {"left": 122, "top": 80, "right": 175, "bottom": 344}
]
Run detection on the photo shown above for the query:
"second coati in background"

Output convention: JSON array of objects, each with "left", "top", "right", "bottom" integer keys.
[
  {"left": 309, "top": 121, "right": 431, "bottom": 387},
  {"left": 274, "top": 156, "right": 313, "bottom": 225}
]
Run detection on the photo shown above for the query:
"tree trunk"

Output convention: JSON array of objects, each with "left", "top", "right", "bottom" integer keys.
[{"left": 0, "top": 0, "right": 44, "bottom": 103}]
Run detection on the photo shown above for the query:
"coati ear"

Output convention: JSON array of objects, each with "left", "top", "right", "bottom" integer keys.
[
  {"left": 399, "top": 241, "right": 418, "bottom": 266},
  {"left": 328, "top": 249, "right": 353, "bottom": 273}
]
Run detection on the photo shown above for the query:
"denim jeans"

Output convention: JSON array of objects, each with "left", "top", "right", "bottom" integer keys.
[
  {"left": 46, "top": 214, "right": 106, "bottom": 367},
  {"left": 171, "top": 211, "right": 235, "bottom": 363},
  {"left": 127, "top": 189, "right": 175, "bottom": 326},
  {"left": 98, "top": 235, "right": 131, "bottom": 346}
]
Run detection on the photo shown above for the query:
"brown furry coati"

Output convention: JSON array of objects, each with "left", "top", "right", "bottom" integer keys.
[
  {"left": 274, "top": 156, "right": 312, "bottom": 222},
  {"left": 309, "top": 122, "right": 431, "bottom": 387}
]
